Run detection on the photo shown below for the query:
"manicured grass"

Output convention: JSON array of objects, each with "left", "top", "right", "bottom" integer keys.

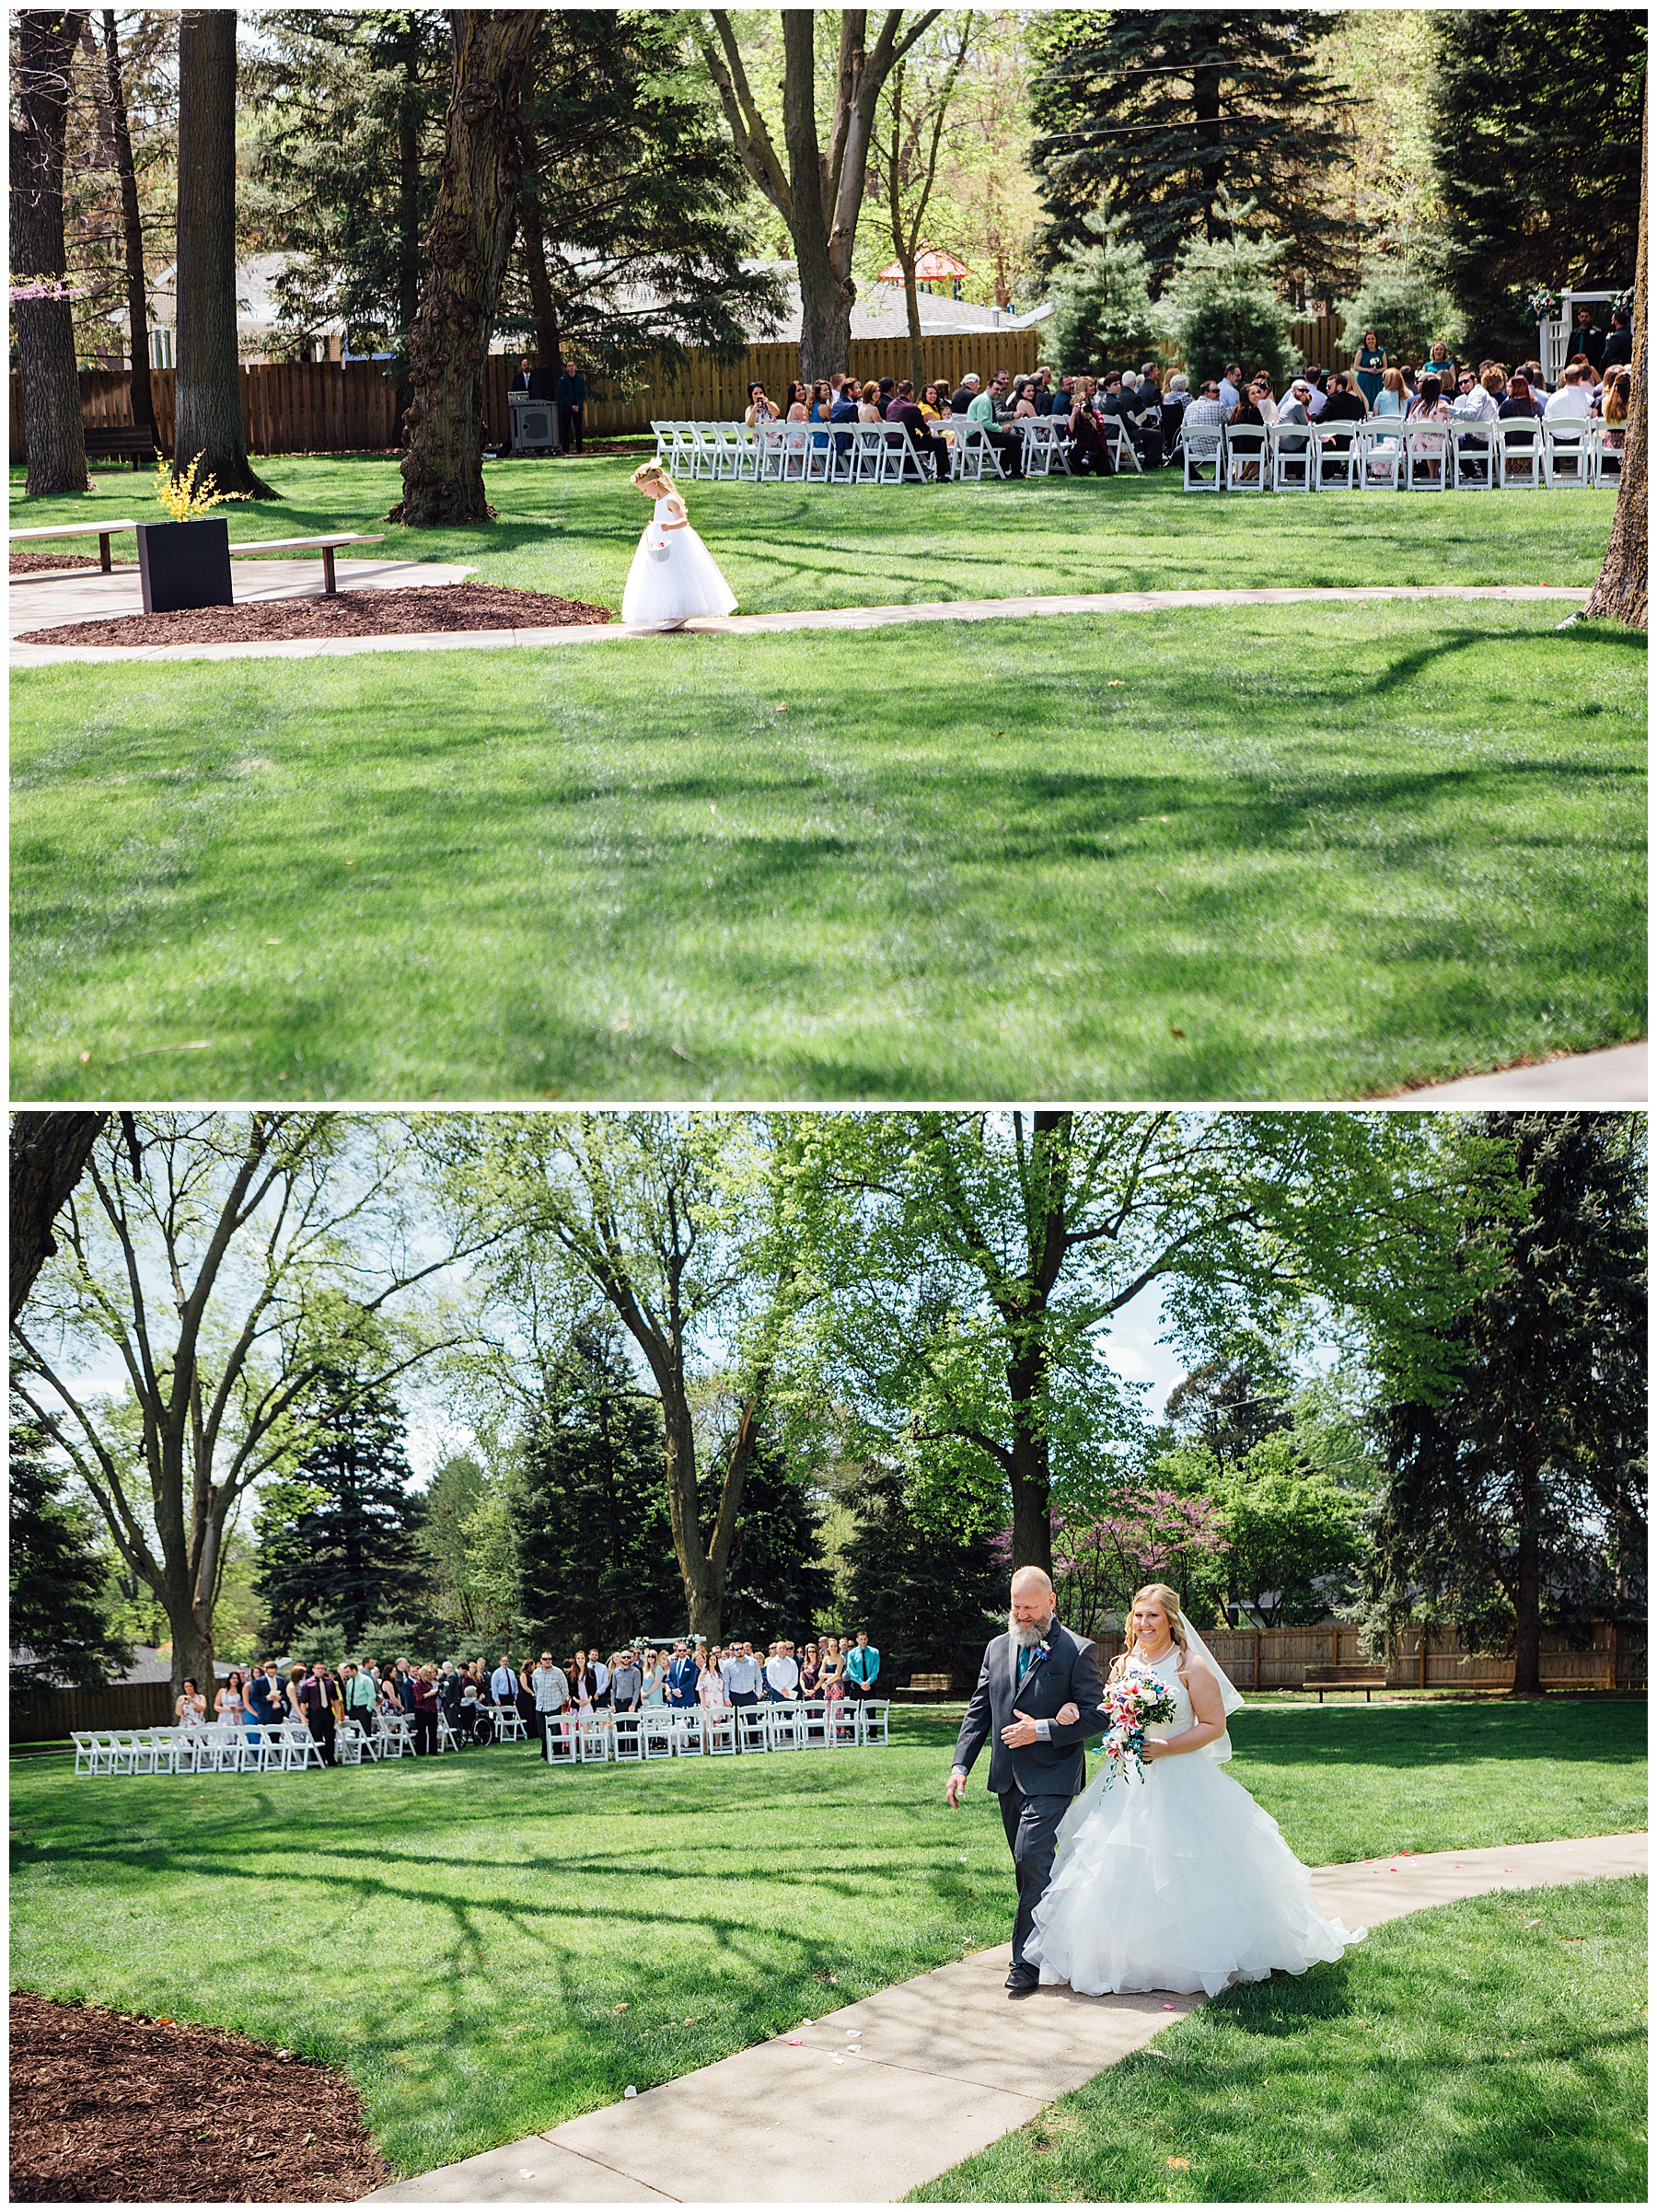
[
  {"left": 913, "top": 1876, "right": 1648, "bottom": 2204},
  {"left": 7, "top": 1702, "right": 1643, "bottom": 2179},
  {"left": 11, "top": 601, "right": 1643, "bottom": 1101},
  {"left": 7, "top": 451, "right": 1619, "bottom": 611}
]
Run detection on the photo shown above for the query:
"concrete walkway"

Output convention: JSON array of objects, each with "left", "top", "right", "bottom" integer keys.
[
  {"left": 7, "top": 553, "right": 475, "bottom": 643},
  {"left": 9, "top": 580, "right": 1588, "bottom": 666},
  {"left": 1388, "top": 1040, "right": 1646, "bottom": 1103},
  {"left": 361, "top": 1831, "right": 1644, "bottom": 2205}
]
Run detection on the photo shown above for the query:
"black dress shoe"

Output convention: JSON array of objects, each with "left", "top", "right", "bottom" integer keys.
[{"left": 1005, "top": 1965, "right": 1039, "bottom": 1997}]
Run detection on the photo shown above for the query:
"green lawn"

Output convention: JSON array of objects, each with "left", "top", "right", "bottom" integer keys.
[
  {"left": 914, "top": 1875, "right": 1648, "bottom": 2205},
  {"left": 6, "top": 452, "right": 1620, "bottom": 608},
  {"left": 8, "top": 1701, "right": 1644, "bottom": 2181},
  {"left": 11, "top": 600, "right": 1644, "bottom": 1101}
]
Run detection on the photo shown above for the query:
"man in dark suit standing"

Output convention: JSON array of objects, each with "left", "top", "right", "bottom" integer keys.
[
  {"left": 511, "top": 353, "right": 535, "bottom": 394},
  {"left": 1599, "top": 307, "right": 1633, "bottom": 371},
  {"left": 946, "top": 1566, "right": 1104, "bottom": 1997},
  {"left": 558, "top": 359, "right": 586, "bottom": 452}
]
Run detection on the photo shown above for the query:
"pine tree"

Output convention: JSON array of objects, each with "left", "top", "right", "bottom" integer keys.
[
  {"left": 253, "top": 1367, "right": 423, "bottom": 1647},
  {"left": 711, "top": 1426, "right": 833, "bottom": 1648},
  {"left": 1029, "top": 8, "right": 1358, "bottom": 295},
  {"left": 840, "top": 1465, "right": 1004, "bottom": 1686},
  {"left": 10, "top": 1404, "right": 133, "bottom": 1691},
  {"left": 1430, "top": 8, "right": 1646, "bottom": 363},
  {"left": 1362, "top": 1114, "right": 1647, "bottom": 1695},
  {"left": 518, "top": 1315, "right": 679, "bottom": 1655}
]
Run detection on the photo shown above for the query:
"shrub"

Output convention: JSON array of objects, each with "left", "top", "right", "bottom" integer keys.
[
  {"left": 1154, "top": 198, "right": 1300, "bottom": 389},
  {"left": 1047, "top": 212, "right": 1160, "bottom": 375},
  {"left": 1335, "top": 260, "right": 1468, "bottom": 368}
]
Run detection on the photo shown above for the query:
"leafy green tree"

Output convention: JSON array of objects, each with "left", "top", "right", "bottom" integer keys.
[
  {"left": 1154, "top": 205, "right": 1300, "bottom": 387},
  {"left": 711, "top": 1421, "right": 834, "bottom": 1647},
  {"left": 840, "top": 1461, "right": 1003, "bottom": 1684},
  {"left": 1045, "top": 210, "right": 1158, "bottom": 374},
  {"left": 1429, "top": 7, "right": 1646, "bottom": 361},
  {"left": 518, "top": 1314, "right": 678, "bottom": 1655},
  {"left": 1208, "top": 1433, "right": 1366, "bottom": 1628},
  {"left": 253, "top": 1365, "right": 423, "bottom": 1646},
  {"left": 1028, "top": 7, "right": 1357, "bottom": 294},
  {"left": 9, "top": 1403, "right": 132, "bottom": 1691},
  {"left": 1360, "top": 1113, "right": 1647, "bottom": 1694},
  {"left": 1334, "top": 260, "right": 1466, "bottom": 371}
]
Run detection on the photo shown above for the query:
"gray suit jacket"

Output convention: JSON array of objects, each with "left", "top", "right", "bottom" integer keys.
[{"left": 952, "top": 1622, "right": 1105, "bottom": 1798}]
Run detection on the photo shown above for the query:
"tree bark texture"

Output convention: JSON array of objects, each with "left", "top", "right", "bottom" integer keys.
[
  {"left": 391, "top": 8, "right": 539, "bottom": 527},
  {"left": 175, "top": 9, "right": 275, "bottom": 496},
  {"left": 12, "top": 11, "right": 93, "bottom": 497},
  {"left": 101, "top": 10, "right": 156, "bottom": 434},
  {"left": 1511, "top": 1442, "right": 1544, "bottom": 1695},
  {"left": 9, "top": 1111, "right": 108, "bottom": 1322},
  {"left": 1583, "top": 76, "right": 1647, "bottom": 628}
]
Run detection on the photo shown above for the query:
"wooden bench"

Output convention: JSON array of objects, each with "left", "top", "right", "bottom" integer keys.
[
  {"left": 9, "top": 518, "right": 140, "bottom": 573},
  {"left": 1303, "top": 1666, "right": 1388, "bottom": 1704},
  {"left": 226, "top": 532, "right": 387, "bottom": 596},
  {"left": 86, "top": 424, "right": 163, "bottom": 469}
]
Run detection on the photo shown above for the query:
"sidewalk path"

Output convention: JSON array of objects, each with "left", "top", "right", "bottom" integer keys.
[
  {"left": 1386, "top": 1041, "right": 1645, "bottom": 1103},
  {"left": 10, "top": 580, "right": 1588, "bottom": 666},
  {"left": 361, "top": 1831, "right": 1644, "bottom": 2205}
]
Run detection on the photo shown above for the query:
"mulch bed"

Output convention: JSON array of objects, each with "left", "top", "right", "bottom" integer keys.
[
  {"left": 16, "top": 580, "right": 614, "bottom": 647},
  {"left": 11, "top": 551, "right": 104, "bottom": 573},
  {"left": 9, "top": 1993, "right": 393, "bottom": 2203}
]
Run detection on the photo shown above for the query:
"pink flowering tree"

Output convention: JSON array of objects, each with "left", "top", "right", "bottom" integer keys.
[{"left": 991, "top": 1488, "right": 1227, "bottom": 1638}]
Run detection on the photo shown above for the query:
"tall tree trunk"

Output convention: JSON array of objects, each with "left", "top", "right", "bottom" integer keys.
[
  {"left": 9, "top": 1111, "right": 108, "bottom": 1322},
  {"left": 1582, "top": 75, "right": 1646, "bottom": 629},
  {"left": 517, "top": 173, "right": 562, "bottom": 431},
  {"left": 392, "top": 13, "right": 425, "bottom": 445},
  {"left": 101, "top": 9, "right": 156, "bottom": 436},
  {"left": 390, "top": 8, "right": 539, "bottom": 527},
  {"left": 782, "top": 10, "right": 854, "bottom": 382},
  {"left": 1006, "top": 1338, "right": 1054, "bottom": 1581},
  {"left": 174, "top": 9, "right": 275, "bottom": 496},
  {"left": 1195, "top": 58, "right": 1223, "bottom": 237},
  {"left": 1511, "top": 1443, "right": 1544, "bottom": 1696},
  {"left": 12, "top": 11, "right": 92, "bottom": 496}
]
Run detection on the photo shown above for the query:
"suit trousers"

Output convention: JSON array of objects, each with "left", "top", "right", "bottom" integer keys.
[{"left": 1000, "top": 1787, "right": 1072, "bottom": 1967}]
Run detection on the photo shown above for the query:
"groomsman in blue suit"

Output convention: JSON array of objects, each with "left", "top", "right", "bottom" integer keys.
[{"left": 666, "top": 1639, "right": 699, "bottom": 1708}]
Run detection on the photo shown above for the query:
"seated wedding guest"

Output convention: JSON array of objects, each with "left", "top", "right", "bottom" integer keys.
[
  {"left": 1217, "top": 361, "right": 1244, "bottom": 411},
  {"left": 1318, "top": 370, "right": 1368, "bottom": 423},
  {"left": 963, "top": 374, "right": 1025, "bottom": 474},
  {"left": 1544, "top": 363, "right": 1593, "bottom": 420},
  {"left": 1249, "top": 375, "right": 1279, "bottom": 425},
  {"left": 857, "top": 378, "right": 886, "bottom": 423},
  {"left": 1181, "top": 379, "right": 1226, "bottom": 433},
  {"left": 1499, "top": 372, "right": 1543, "bottom": 426},
  {"left": 886, "top": 379, "right": 951, "bottom": 481},
  {"left": 1028, "top": 365, "right": 1056, "bottom": 413},
  {"left": 1408, "top": 374, "right": 1450, "bottom": 422},
  {"left": 1010, "top": 375, "right": 1038, "bottom": 419},
  {"left": 785, "top": 381, "right": 810, "bottom": 423},
  {"left": 1304, "top": 367, "right": 1328, "bottom": 418},
  {"left": 1370, "top": 366, "right": 1409, "bottom": 446},
  {"left": 918, "top": 384, "right": 944, "bottom": 421},
  {"left": 1159, "top": 369, "right": 1190, "bottom": 445},
  {"left": 1125, "top": 367, "right": 1165, "bottom": 464},
  {"left": 1064, "top": 375, "right": 1111, "bottom": 474},
  {"left": 1227, "top": 380, "right": 1266, "bottom": 480},
  {"left": 458, "top": 1675, "right": 491, "bottom": 1743},
  {"left": 744, "top": 382, "right": 778, "bottom": 426},
  {"left": 1274, "top": 379, "right": 1313, "bottom": 451},
  {"left": 176, "top": 1676, "right": 208, "bottom": 1727},
  {"left": 1449, "top": 367, "right": 1499, "bottom": 423},
  {"left": 1601, "top": 368, "right": 1631, "bottom": 449}
]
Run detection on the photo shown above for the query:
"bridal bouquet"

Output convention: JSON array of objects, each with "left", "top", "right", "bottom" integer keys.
[{"left": 1096, "top": 1669, "right": 1178, "bottom": 1788}]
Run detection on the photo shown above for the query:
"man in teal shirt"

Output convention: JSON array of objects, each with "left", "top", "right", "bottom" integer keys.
[
  {"left": 844, "top": 1630, "right": 880, "bottom": 1701},
  {"left": 965, "top": 372, "right": 1024, "bottom": 477}
]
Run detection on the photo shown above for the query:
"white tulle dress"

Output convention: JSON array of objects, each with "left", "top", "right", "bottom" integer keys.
[
  {"left": 621, "top": 496, "right": 736, "bottom": 627},
  {"left": 1025, "top": 1645, "right": 1365, "bottom": 1998}
]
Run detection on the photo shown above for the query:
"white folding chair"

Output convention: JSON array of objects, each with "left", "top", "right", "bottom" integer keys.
[
  {"left": 827, "top": 1697, "right": 861, "bottom": 1748},
  {"left": 72, "top": 1731, "right": 101, "bottom": 1775},
  {"left": 542, "top": 1712, "right": 578, "bottom": 1765},
  {"left": 1497, "top": 420, "right": 1547, "bottom": 488},
  {"left": 1017, "top": 421, "right": 1052, "bottom": 477},
  {"left": 800, "top": 1699, "right": 830, "bottom": 1748},
  {"left": 1451, "top": 422, "right": 1498, "bottom": 488},
  {"left": 612, "top": 1713, "right": 644, "bottom": 1761},
  {"left": 944, "top": 423, "right": 987, "bottom": 482},
  {"left": 669, "top": 1708, "right": 707, "bottom": 1755},
  {"left": 1223, "top": 425, "right": 1269, "bottom": 490},
  {"left": 336, "top": 1721, "right": 368, "bottom": 1766},
  {"left": 436, "top": 1711, "right": 462, "bottom": 1754},
  {"left": 1401, "top": 423, "right": 1454, "bottom": 490},
  {"left": 1589, "top": 422, "right": 1623, "bottom": 487},
  {"left": 575, "top": 1714, "right": 612, "bottom": 1763},
  {"left": 754, "top": 421, "right": 789, "bottom": 483},
  {"left": 736, "top": 1704, "right": 771, "bottom": 1753},
  {"left": 1312, "top": 423, "right": 1362, "bottom": 490},
  {"left": 488, "top": 1704, "right": 527, "bottom": 1742},
  {"left": 1268, "top": 422, "right": 1315, "bottom": 491},
  {"left": 1180, "top": 423, "right": 1224, "bottom": 490},
  {"left": 842, "top": 423, "right": 892, "bottom": 483},
  {"left": 860, "top": 1699, "right": 890, "bottom": 1747},
  {"left": 1360, "top": 424, "right": 1404, "bottom": 489},
  {"left": 766, "top": 1700, "right": 805, "bottom": 1750},
  {"left": 1542, "top": 420, "right": 1593, "bottom": 487},
  {"left": 287, "top": 1724, "right": 325, "bottom": 1770},
  {"left": 640, "top": 1708, "right": 675, "bottom": 1760},
  {"left": 1104, "top": 417, "right": 1142, "bottom": 472},
  {"left": 702, "top": 1708, "right": 738, "bottom": 1755}
]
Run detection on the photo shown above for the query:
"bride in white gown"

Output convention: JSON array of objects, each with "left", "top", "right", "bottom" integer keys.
[{"left": 1025, "top": 1582, "right": 1364, "bottom": 1998}]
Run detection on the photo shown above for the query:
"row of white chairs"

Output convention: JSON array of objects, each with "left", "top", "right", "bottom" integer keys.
[
  {"left": 543, "top": 1697, "right": 891, "bottom": 1765},
  {"left": 650, "top": 418, "right": 1073, "bottom": 486},
  {"left": 70, "top": 1704, "right": 531, "bottom": 1778},
  {"left": 1177, "top": 417, "right": 1623, "bottom": 493}
]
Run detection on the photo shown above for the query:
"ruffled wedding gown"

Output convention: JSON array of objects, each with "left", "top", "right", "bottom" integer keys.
[
  {"left": 621, "top": 496, "right": 736, "bottom": 627},
  {"left": 1025, "top": 1645, "right": 1364, "bottom": 1997}
]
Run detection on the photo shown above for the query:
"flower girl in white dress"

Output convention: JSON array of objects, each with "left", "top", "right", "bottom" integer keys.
[
  {"left": 620, "top": 461, "right": 736, "bottom": 630},
  {"left": 1026, "top": 1582, "right": 1364, "bottom": 1998}
]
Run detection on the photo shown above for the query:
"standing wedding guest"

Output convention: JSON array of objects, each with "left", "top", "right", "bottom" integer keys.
[
  {"left": 411, "top": 1665, "right": 440, "bottom": 1757},
  {"left": 1025, "top": 1584, "right": 1363, "bottom": 1997},
  {"left": 641, "top": 1649, "right": 668, "bottom": 1706},
  {"left": 844, "top": 1629, "right": 881, "bottom": 1703},
  {"left": 610, "top": 1649, "right": 643, "bottom": 1713},
  {"left": 1352, "top": 328, "right": 1386, "bottom": 407},
  {"left": 176, "top": 1677, "right": 208, "bottom": 1727},
  {"left": 666, "top": 1639, "right": 700, "bottom": 1708},
  {"left": 344, "top": 1662, "right": 378, "bottom": 1741},
  {"left": 284, "top": 1664, "right": 309, "bottom": 1723},
  {"left": 800, "top": 1642, "right": 822, "bottom": 1697},
  {"left": 490, "top": 1653, "right": 518, "bottom": 1713},
  {"left": 591, "top": 1650, "right": 613, "bottom": 1708},
  {"left": 698, "top": 1649, "right": 729, "bottom": 1709},
  {"left": 765, "top": 1641, "right": 801, "bottom": 1702},
  {"left": 721, "top": 1641, "right": 761, "bottom": 1711},
  {"left": 297, "top": 1660, "right": 337, "bottom": 1766},
  {"left": 247, "top": 1662, "right": 281, "bottom": 1738},
  {"left": 819, "top": 1636, "right": 846, "bottom": 1706},
  {"left": 945, "top": 1566, "right": 1105, "bottom": 1997},
  {"left": 530, "top": 1650, "right": 569, "bottom": 1758},
  {"left": 214, "top": 1669, "right": 247, "bottom": 1727},
  {"left": 557, "top": 359, "right": 586, "bottom": 452},
  {"left": 620, "top": 462, "right": 736, "bottom": 631}
]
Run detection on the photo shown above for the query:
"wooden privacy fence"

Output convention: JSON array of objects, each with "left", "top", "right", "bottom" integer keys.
[
  {"left": 1199, "top": 1620, "right": 1643, "bottom": 1694},
  {"left": 12, "top": 320, "right": 1352, "bottom": 461},
  {"left": 11, "top": 1680, "right": 178, "bottom": 1744}
]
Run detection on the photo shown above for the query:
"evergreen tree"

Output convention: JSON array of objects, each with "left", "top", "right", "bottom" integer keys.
[
  {"left": 10, "top": 1403, "right": 133, "bottom": 1691},
  {"left": 1361, "top": 1114, "right": 1647, "bottom": 1695},
  {"left": 1160, "top": 1357, "right": 1290, "bottom": 1473},
  {"left": 518, "top": 1314, "right": 679, "bottom": 1655},
  {"left": 1153, "top": 207, "right": 1301, "bottom": 388},
  {"left": 253, "top": 1367, "right": 423, "bottom": 1647},
  {"left": 1045, "top": 211, "right": 1158, "bottom": 374},
  {"left": 711, "top": 1425, "right": 834, "bottom": 1648},
  {"left": 1029, "top": 8, "right": 1358, "bottom": 294},
  {"left": 840, "top": 1464, "right": 1004, "bottom": 1686},
  {"left": 1430, "top": 8, "right": 1646, "bottom": 362}
]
